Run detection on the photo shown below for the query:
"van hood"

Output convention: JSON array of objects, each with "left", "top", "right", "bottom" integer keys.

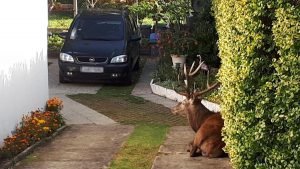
[{"left": 61, "top": 40, "right": 126, "bottom": 58}]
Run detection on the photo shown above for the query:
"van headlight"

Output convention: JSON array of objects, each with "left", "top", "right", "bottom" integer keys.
[
  {"left": 111, "top": 55, "right": 127, "bottom": 63},
  {"left": 60, "top": 53, "right": 74, "bottom": 63}
]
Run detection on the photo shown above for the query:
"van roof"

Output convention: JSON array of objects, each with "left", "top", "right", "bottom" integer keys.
[{"left": 79, "top": 8, "right": 128, "bottom": 18}]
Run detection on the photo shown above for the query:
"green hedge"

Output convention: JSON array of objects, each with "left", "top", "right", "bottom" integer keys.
[{"left": 212, "top": 0, "right": 299, "bottom": 168}]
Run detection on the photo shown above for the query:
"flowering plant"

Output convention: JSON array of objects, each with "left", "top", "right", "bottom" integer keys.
[
  {"left": 46, "top": 97, "right": 63, "bottom": 112},
  {"left": 0, "top": 98, "right": 65, "bottom": 159}
]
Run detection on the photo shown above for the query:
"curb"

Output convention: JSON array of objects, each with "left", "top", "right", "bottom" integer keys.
[
  {"left": 150, "top": 79, "right": 220, "bottom": 112},
  {"left": 0, "top": 125, "right": 68, "bottom": 169}
]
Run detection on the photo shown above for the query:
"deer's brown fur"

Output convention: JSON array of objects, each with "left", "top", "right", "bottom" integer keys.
[
  {"left": 172, "top": 98, "right": 214, "bottom": 132},
  {"left": 190, "top": 112, "right": 225, "bottom": 157}
]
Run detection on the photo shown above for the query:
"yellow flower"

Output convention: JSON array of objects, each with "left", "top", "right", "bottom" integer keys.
[
  {"left": 43, "top": 127, "right": 50, "bottom": 131},
  {"left": 38, "top": 119, "right": 46, "bottom": 124}
]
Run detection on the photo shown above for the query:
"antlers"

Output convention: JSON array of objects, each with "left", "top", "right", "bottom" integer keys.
[{"left": 177, "top": 55, "right": 220, "bottom": 99}]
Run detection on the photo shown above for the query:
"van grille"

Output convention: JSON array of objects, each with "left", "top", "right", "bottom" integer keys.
[{"left": 76, "top": 56, "right": 107, "bottom": 63}]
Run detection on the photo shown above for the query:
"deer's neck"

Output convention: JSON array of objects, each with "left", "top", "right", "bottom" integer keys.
[{"left": 187, "top": 103, "right": 213, "bottom": 132}]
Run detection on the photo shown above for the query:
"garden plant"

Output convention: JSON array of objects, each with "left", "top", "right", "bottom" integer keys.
[
  {"left": 0, "top": 97, "right": 65, "bottom": 160},
  {"left": 213, "top": 0, "right": 300, "bottom": 168}
]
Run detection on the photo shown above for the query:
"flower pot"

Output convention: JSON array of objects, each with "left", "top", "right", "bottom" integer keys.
[{"left": 171, "top": 54, "right": 187, "bottom": 68}]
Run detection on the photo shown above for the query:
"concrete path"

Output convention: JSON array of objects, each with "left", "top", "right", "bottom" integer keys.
[
  {"left": 133, "top": 56, "right": 232, "bottom": 169},
  {"left": 12, "top": 56, "right": 231, "bottom": 169},
  {"left": 48, "top": 58, "right": 115, "bottom": 125},
  {"left": 151, "top": 126, "right": 232, "bottom": 169},
  {"left": 132, "top": 57, "right": 178, "bottom": 109},
  {"left": 9, "top": 58, "right": 131, "bottom": 169},
  {"left": 13, "top": 124, "right": 134, "bottom": 169}
]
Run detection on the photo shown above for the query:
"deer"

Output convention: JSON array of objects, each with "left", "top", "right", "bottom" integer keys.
[{"left": 171, "top": 57, "right": 225, "bottom": 158}]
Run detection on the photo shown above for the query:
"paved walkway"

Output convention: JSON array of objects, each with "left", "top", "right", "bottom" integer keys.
[
  {"left": 10, "top": 58, "right": 130, "bottom": 169},
  {"left": 11, "top": 56, "right": 231, "bottom": 169},
  {"left": 13, "top": 124, "right": 133, "bottom": 169},
  {"left": 133, "top": 56, "right": 231, "bottom": 169},
  {"left": 151, "top": 126, "right": 231, "bottom": 169},
  {"left": 48, "top": 58, "right": 115, "bottom": 125},
  {"left": 132, "top": 57, "right": 178, "bottom": 109}
]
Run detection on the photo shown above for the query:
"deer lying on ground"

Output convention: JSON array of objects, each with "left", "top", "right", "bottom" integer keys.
[{"left": 171, "top": 58, "right": 225, "bottom": 158}]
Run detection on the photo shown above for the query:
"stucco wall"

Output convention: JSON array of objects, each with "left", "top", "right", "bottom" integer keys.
[{"left": 0, "top": 1, "right": 49, "bottom": 144}]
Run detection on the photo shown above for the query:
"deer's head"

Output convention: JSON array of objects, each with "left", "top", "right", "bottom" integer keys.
[{"left": 171, "top": 56, "right": 220, "bottom": 117}]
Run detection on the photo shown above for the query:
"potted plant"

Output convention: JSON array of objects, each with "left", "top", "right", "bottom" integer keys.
[{"left": 159, "top": 29, "right": 197, "bottom": 68}]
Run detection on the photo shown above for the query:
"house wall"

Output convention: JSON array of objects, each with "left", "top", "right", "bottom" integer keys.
[{"left": 0, "top": 1, "right": 49, "bottom": 144}]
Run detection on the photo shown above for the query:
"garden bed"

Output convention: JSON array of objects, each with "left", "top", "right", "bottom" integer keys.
[
  {"left": 150, "top": 79, "right": 220, "bottom": 112},
  {"left": 0, "top": 125, "right": 67, "bottom": 169}
]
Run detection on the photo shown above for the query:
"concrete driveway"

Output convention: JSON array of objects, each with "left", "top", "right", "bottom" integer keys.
[
  {"left": 10, "top": 58, "right": 131, "bottom": 169},
  {"left": 47, "top": 58, "right": 115, "bottom": 125}
]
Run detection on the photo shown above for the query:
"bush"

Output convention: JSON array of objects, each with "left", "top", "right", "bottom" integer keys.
[
  {"left": 152, "top": 56, "right": 177, "bottom": 84},
  {"left": 48, "top": 34, "right": 64, "bottom": 52},
  {"left": 48, "top": 12, "right": 73, "bottom": 29},
  {"left": 190, "top": 15, "right": 220, "bottom": 67},
  {"left": 128, "top": 1, "right": 154, "bottom": 24},
  {"left": 213, "top": 0, "right": 300, "bottom": 168},
  {"left": 189, "top": 0, "right": 220, "bottom": 67}
]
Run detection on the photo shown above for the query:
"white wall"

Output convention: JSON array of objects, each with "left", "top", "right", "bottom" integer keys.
[{"left": 0, "top": 1, "right": 49, "bottom": 144}]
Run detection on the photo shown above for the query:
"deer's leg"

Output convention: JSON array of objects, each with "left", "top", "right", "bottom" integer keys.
[
  {"left": 189, "top": 130, "right": 205, "bottom": 157},
  {"left": 200, "top": 137, "right": 225, "bottom": 158},
  {"left": 186, "top": 140, "right": 194, "bottom": 152},
  {"left": 190, "top": 145, "right": 199, "bottom": 157}
]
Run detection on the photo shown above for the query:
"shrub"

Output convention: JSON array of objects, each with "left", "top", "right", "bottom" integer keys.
[
  {"left": 152, "top": 56, "right": 177, "bottom": 84},
  {"left": 158, "top": 0, "right": 191, "bottom": 29},
  {"left": 213, "top": 0, "right": 299, "bottom": 168},
  {"left": 0, "top": 98, "right": 65, "bottom": 159},
  {"left": 48, "top": 34, "right": 64, "bottom": 52},
  {"left": 188, "top": 0, "right": 220, "bottom": 68},
  {"left": 190, "top": 15, "right": 220, "bottom": 67},
  {"left": 48, "top": 12, "right": 73, "bottom": 29},
  {"left": 128, "top": 1, "right": 155, "bottom": 24}
]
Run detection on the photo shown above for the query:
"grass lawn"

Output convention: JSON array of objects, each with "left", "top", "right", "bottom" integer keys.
[
  {"left": 109, "top": 123, "right": 169, "bottom": 169},
  {"left": 48, "top": 12, "right": 73, "bottom": 29},
  {"left": 69, "top": 57, "right": 188, "bottom": 169}
]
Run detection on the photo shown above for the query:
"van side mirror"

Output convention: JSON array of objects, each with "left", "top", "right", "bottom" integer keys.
[
  {"left": 130, "top": 35, "right": 141, "bottom": 42},
  {"left": 58, "top": 32, "right": 68, "bottom": 39}
]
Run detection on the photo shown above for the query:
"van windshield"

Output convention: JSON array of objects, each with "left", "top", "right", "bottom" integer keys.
[{"left": 70, "top": 18, "right": 124, "bottom": 41}]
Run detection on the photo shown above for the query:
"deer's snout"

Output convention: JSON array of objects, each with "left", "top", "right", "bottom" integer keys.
[{"left": 171, "top": 103, "right": 187, "bottom": 117}]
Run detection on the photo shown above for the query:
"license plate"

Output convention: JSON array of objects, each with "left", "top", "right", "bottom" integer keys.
[{"left": 80, "top": 66, "right": 104, "bottom": 73}]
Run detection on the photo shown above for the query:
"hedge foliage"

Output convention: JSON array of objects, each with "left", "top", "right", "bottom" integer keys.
[{"left": 212, "top": 0, "right": 299, "bottom": 168}]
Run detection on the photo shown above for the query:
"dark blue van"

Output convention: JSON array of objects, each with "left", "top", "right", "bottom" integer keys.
[{"left": 58, "top": 9, "right": 141, "bottom": 84}]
